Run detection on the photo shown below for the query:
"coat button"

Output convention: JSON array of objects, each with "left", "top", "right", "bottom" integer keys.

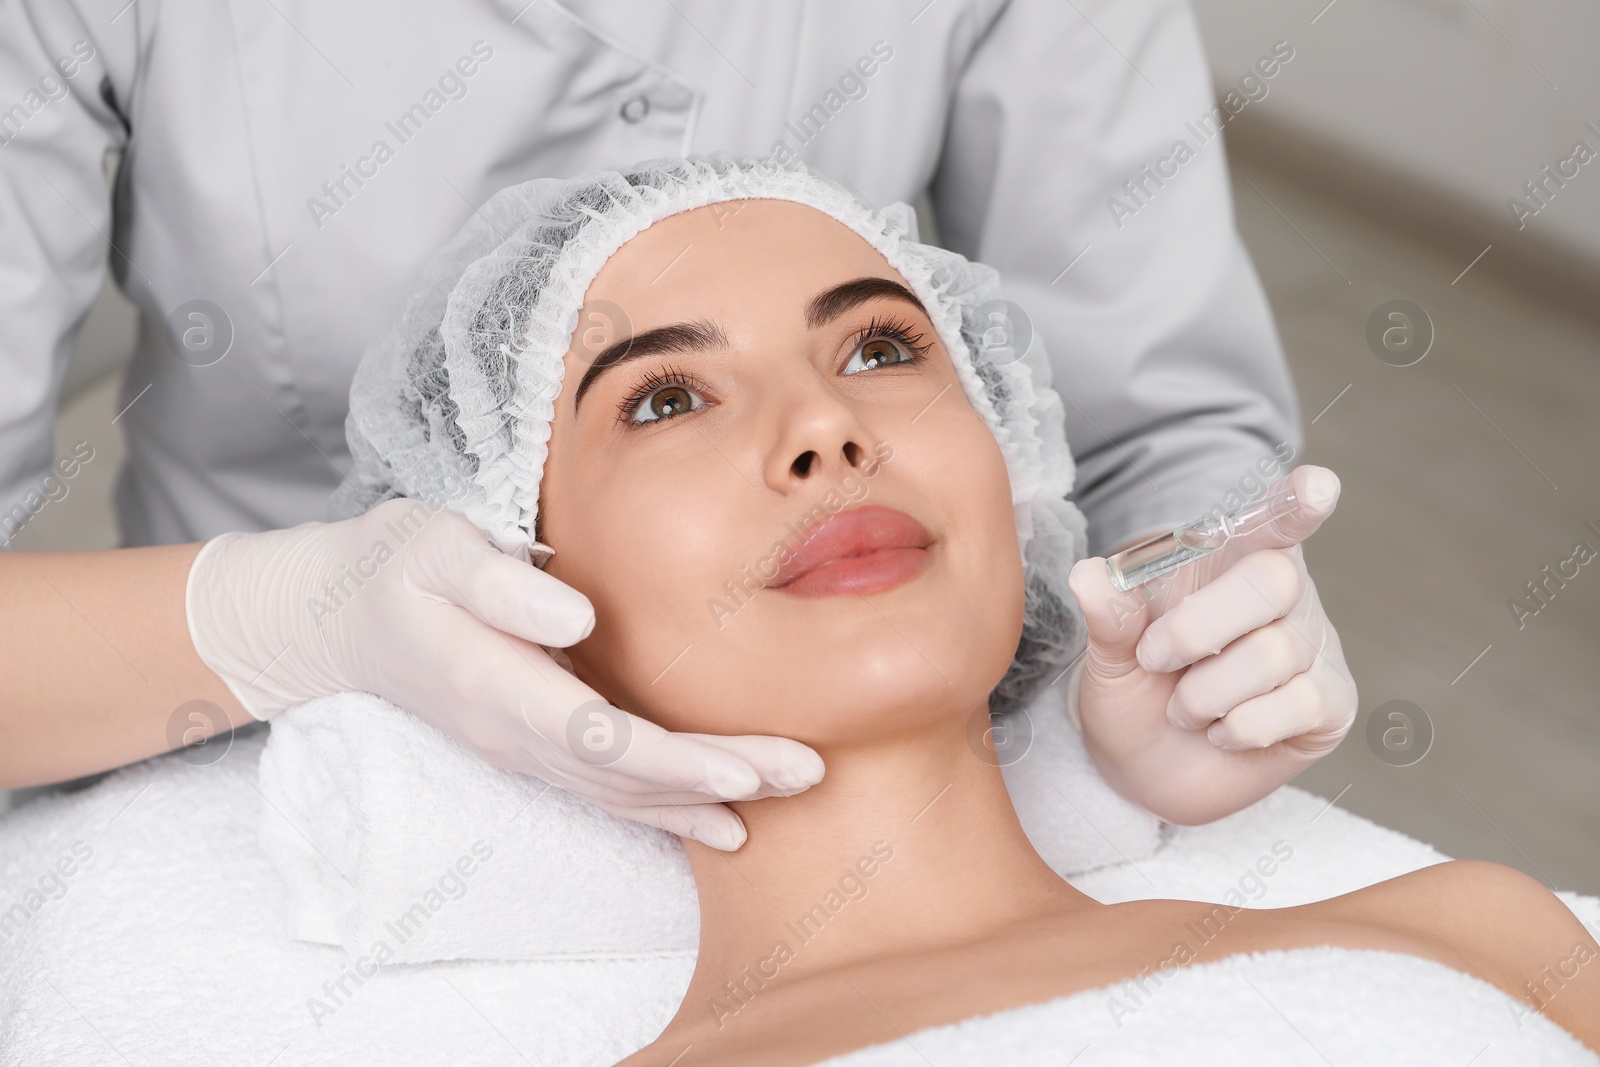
[{"left": 620, "top": 93, "right": 650, "bottom": 123}]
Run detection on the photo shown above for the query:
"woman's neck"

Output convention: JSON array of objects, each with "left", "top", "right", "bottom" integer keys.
[{"left": 674, "top": 705, "right": 1095, "bottom": 1029}]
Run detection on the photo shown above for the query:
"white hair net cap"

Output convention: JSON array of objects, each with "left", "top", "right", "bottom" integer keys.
[{"left": 331, "top": 152, "right": 1089, "bottom": 716}]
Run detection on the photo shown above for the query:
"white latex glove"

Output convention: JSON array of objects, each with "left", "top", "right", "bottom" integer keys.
[
  {"left": 186, "top": 497, "right": 824, "bottom": 849},
  {"left": 1064, "top": 465, "right": 1358, "bottom": 826}
]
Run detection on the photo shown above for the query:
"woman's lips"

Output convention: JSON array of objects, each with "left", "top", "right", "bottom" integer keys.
[{"left": 770, "top": 504, "right": 933, "bottom": 598}]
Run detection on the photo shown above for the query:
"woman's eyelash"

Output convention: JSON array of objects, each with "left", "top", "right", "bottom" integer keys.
[
  {"left": 843, "top": 314, "right": 936, "bottom": 365},
  {"left": 614, "top": 362, "right": 710, "bottom": 427},
  {"left": 613, "top": 315, "right": 936, "bottom": 428}
]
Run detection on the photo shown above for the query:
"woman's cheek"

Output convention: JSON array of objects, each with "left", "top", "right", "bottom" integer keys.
[
  {"left": 941, "top": 407, "right": 1025, "bottom": 619},
  {"left": 597, "top": 488, "right": 730, "bottom": 648}
]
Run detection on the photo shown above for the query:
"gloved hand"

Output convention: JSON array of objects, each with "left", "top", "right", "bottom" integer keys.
[
  {"left": 1064, "top": 464, "right": 1357, "bottom": 826},
  {"left": 186, "top": 497, "right": 824, "bottom": 849}
]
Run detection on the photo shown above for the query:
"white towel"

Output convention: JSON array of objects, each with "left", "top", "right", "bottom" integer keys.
[
  {"left": 0, "top": 730, "right": 683, "bottom": 1067},
  {"left": 256, "top": 684, "right": 1163, "bottom": 963},
  {"left": 813, "top": 786, "right": 1600, "bottom": 1064},
  {"left": 2, "top": 728, "right": 1597, "bottom": 1066},
  {"left": 811, "top": 946, "right": 1600, "bottom": 1065},
  {"left": 256, "top": 691, "right": 700, "bottom": 962}
]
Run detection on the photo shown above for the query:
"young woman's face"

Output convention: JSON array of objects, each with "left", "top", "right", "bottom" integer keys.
[{"left": 538, "top": 199, "right": 1024, "bottom": 745}]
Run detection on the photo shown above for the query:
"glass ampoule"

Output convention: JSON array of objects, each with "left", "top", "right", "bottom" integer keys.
[{"left": 1104, "top": 488, "right": 1300, "bottom": 592}]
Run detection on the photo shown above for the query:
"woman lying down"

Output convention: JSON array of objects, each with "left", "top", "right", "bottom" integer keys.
[{"left": 332, "top": 154, "right": 1600, "bottom": 1064}]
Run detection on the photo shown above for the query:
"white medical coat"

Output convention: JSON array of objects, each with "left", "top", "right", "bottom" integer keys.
[{"left": 0, "top": 0, "right": 1300, "bottom": 555}]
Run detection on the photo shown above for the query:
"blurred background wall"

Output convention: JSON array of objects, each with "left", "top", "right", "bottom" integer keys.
[
  {"left": 1190, "top": 0, "right": 1600, "bottom": 894},
  {"left": 1197, "top": 0, "right": 1600, "bottom": 312},
  {"left": 7, "top": 1, "right": 1598, "bottom": 896}
]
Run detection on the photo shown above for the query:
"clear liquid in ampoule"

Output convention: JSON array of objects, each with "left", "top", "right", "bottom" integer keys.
[
  {"left": 1104, "top": 488, "right": 1299, "bottom": 592},
  {"left": 1105, "top": 524, "right": 1227, "bottom": 592}
]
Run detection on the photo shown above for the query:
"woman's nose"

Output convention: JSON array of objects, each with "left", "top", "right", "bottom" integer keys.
[{"left": 760, "top": 379, "right": 876, "bottom": 493}]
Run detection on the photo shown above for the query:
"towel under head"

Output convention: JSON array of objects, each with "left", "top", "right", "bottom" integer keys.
[{"left": 255, "top": 682, "right": 1162, "bottom": 963}]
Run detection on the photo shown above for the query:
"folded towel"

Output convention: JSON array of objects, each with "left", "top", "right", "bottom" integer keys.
[
  {"left": 0, "top": 730, "right": 684, "bottom": 1067},
  {"left": 256, "top": 691, "right": 700, "bottom": 963},
  {"left": 257, "top": 683, "right": 1163, "bottom": 963},
  {"left": 812, "top": 946, "right": 1600, "bottom": 1065},
  {"left": 3, "top": 729, "right": 1597, "bottom": 1066}
]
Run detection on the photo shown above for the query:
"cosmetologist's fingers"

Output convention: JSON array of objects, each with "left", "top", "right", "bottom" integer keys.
[
  {"left": 1164, "top": 619, "right": 1321, "bottom": 729},
  {"left": 407, "top": 509, "right": 596, "bottom": 647},
  {"left": 597, "top": 798, "right": 749, "bottom": 851},
  {"left": 1137, "top": 548, "right": 1305, "bottom": 673},
  {"left": 546, "top": 730, "right": 821, "bottom": 805},
  {"left": 1222, "top": 465, "right": 1342, "bottom": 556},
  {"left": 681, "top": 733, "right": 826, "bottom": 797},
  {"left": 587, "top": 714, "right": 766, "bottom": 800},
  {"left": 1204, "top": 674, "right": 1326, "bottom": 751},
  {"left": 1067, "top": 556, "right": 1151, "bottom": 678}
]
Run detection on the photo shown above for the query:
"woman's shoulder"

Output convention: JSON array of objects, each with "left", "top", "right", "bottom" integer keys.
[
  {"left": 1315, "top": 858, "right": 1588, "bottom": 963},
  {"left": 627, "top": 881, "right": 1598, "bottom": 1067},
  {"left": 1310, "top": 859, "right": 1600, "bottom": 1043}
]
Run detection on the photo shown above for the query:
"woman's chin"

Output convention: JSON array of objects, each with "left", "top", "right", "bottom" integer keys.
[
  {"left": 568, "top": 565, "right": 1020, "bottom": 743},
  {"left": 725, "top": 647, "right": 1003, "bottom": 745}
]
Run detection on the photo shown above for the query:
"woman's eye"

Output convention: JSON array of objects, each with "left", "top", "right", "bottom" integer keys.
[
  {"left": 630, "top": 384, "right": 707, "bottom": 424},
  {"left": 843, "top": 337, "right": 915, "bottom": 375}
]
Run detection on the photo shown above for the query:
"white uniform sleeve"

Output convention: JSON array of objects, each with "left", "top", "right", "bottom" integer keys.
[
  {"left": 931, "top": 0, "right": 1303, "bottom": 556},
  {"left": 0, "top": 1, "right": 136, "bottom": 547}
]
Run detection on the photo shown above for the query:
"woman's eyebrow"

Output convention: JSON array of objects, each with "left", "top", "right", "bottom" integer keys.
[
  {"left": 572, "top": 319, "right": 728, "bottom": 411},
  {"left": 571, "top": 276, "right": 927, "bottom": 412},
  {"left": 803, "top": 276, "right": 928, "bottom": 329}
]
